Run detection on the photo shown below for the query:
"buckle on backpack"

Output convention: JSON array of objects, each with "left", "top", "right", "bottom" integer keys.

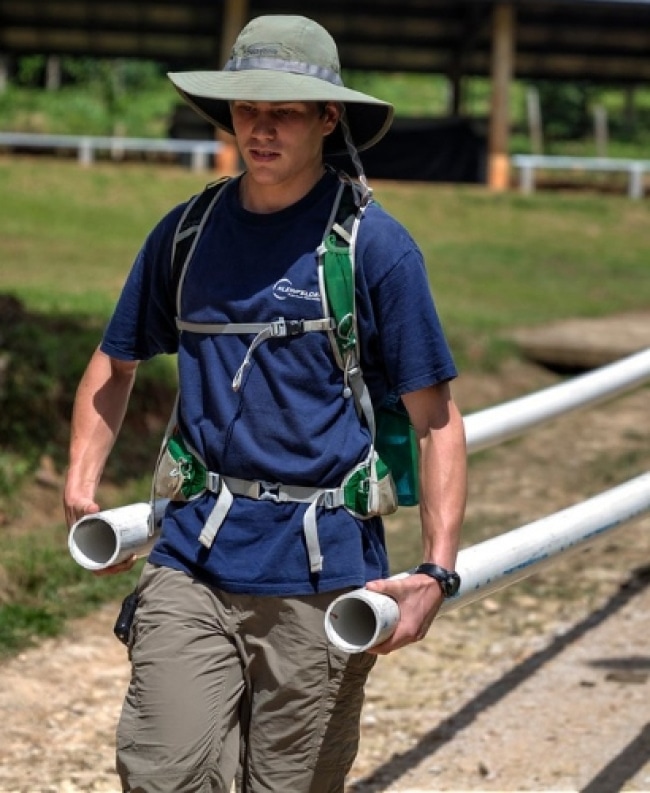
[
  {"left": 270, "top": 319, "right": 287, "bottom": 337},
  {"left": 205, "top": 471, "right": 222, "bottom": 494},
  {"left": 258, "top": 481, "right": 282, "bottom": 502},
  {"left": 285, "top": 319, "right": 305, "bottom": 335},
  {"left": 270, "top": 318, "right": 304, "bottom": 338}
]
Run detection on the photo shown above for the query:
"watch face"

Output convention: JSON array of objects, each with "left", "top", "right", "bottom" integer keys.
[{"left": 446, "top": 573, "right": 461, "bottom": 596}]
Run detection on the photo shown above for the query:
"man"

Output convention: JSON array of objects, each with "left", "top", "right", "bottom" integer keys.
[{"left": 64, "top": 14, "right": 466, "bottom": 793}]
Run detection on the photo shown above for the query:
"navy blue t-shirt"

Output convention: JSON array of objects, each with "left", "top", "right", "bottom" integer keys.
[{"left": 101, "top": 170, "right": 457, "bottom": 595}]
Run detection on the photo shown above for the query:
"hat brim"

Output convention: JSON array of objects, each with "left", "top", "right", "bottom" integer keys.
[{"left": 168, "top": 71, "right": 394, "bottom": 154}]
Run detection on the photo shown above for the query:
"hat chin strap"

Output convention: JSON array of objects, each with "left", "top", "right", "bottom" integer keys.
[{"left": 339, "top": 107, "right": 373, "bottom": 204}]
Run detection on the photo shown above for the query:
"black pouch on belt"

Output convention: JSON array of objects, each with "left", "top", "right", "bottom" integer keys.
[{"left": 113, "top": 589, "right": 139, "bottom": 646}]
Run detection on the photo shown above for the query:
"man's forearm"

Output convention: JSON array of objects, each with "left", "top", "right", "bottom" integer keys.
[
  {"left": 401, "top": 383, "right": 467, "bottom": 570},
  {"left": 417, "top": 400, "right": 467, "bottom": 569},
  {"left": 66, "top": 347, "right": 138, "bottom": 505}
]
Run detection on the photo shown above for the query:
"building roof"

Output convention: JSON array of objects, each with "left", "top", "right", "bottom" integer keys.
[{"left": 1, "top": 1, "right": 649, "bottom": 82}]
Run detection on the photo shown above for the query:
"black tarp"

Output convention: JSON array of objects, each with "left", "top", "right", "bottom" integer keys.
[{"left": 327, "top": 117, "right": 487, "bottom": 183}]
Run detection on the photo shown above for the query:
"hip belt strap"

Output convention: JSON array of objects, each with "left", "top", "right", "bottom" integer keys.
[{"left": 199, "top": 471, "right": 345, "bottom": 573}]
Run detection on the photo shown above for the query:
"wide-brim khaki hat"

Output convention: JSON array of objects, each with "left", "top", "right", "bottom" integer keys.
[{"left": 168, "top": 15, "right": 394, "bottom": 155}]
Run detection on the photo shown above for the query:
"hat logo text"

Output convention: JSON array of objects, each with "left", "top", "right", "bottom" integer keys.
[{"left": 245, "top": 45, "right": 281, "bottom": 58}]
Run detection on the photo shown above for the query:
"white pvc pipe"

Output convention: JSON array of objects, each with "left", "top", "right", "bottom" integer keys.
[
  {"left": 325, "top": 473, "right": 650, "bottom": 651},
  {"left": 464, "top": 348, "right": 650, "bottom": 454},
  {"left": 443, "top": 471, "right": 650, "bottom": 613},
  {"left": 325, "top": 586, "right": 402, "bottom": 654},
  {"left": 68, "top": 499, "right": 169, "bottom": 571}
]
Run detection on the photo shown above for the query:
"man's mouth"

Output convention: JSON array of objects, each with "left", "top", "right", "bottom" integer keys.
[{"left": 250, "top": 149, "right": 280, "bottom": 162}]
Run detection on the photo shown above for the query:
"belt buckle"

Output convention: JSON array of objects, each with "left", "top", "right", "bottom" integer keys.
[{"left": 258, "top": 481, "right": 282, "bottom": 502}]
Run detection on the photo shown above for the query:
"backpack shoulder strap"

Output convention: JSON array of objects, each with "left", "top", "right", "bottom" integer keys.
[
  {"left": 319, "top": 176, "right": 419, "bottom": 507},
  {"left": 318, "top": 175, "right": 369, "bottom": 369},
  {"left": 318, "top": 175, "right": 378, "bottom": 443},
  {"left": 171, "top": 176, "right": 231, "bottom": 316}
]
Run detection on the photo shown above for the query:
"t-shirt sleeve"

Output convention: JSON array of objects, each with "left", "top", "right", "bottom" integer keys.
[
  {"left": 100, "top": 205, "right": 186, "bottom": 361},
  {"left": 356, "top": 206, "right": 457, "bottom": 403}
]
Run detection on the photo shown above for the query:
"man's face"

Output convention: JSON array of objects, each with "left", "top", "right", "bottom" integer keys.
[{"left": 230, "top": 100, "right": 339, "bottom": 188}]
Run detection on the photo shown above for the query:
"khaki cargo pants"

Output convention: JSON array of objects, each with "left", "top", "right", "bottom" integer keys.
[{"left": 116, "top": 563, "right": 376, "bottom": 793}]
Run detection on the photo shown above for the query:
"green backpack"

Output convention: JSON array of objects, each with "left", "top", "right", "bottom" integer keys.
[{"left": 168, "top": 172, "right": 420, "bottom": 510}]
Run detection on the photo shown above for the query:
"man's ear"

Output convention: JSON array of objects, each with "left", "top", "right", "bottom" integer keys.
[{"left": 321, "top": 102, "right": 341, "bottom": 137}]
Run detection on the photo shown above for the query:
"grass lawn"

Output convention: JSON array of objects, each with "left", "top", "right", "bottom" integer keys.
[{"left": 2, "top": 157, "right": 648, "bottom": 350}]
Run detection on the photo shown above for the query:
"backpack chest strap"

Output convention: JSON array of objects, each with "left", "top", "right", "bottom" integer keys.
[
  {"left": 176, "top": 316, "right": 335, "bottom": 391},
  {"left": 176, "top": 317, "right": 334, "bottom": 336}
]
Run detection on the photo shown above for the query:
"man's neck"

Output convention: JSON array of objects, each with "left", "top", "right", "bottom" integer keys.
[{"left": 239, "top": 166, "right": 326, "bottom": 214}]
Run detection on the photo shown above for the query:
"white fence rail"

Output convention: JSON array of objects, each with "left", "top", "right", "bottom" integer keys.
[
  {"left": 0, "top": 131, "right": 223, "bottom": 171},
  {"left": 3, "top": 136, "right": 648, "bottom": 197},
  {"left": 512, "top": 154, "right": 650, "bottom": 199}
]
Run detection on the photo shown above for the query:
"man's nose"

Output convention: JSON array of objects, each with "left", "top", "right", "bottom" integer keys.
[{"left": 252, "top": 113, "right": 275, "bottom": 137}]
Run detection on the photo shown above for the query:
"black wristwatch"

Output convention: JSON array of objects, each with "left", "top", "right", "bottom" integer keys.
[{"left": 412, "top": 563, "right": 461, "bottom": 598}]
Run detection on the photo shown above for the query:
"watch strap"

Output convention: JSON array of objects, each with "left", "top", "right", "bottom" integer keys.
[{"left": 412, "top": 562, "right": 461, "bottom": 597}]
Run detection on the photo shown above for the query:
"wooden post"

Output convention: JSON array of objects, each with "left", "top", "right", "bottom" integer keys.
[
  {"left": 0, "top": 56, "right": 8, "bottom": 93},
  {"left": 215, "top": 0, "right": 249, "bottom": 175},
  {"left": 46, "top": 56, "right": 61, "bottom": 91},
  {"left": 593, "top": 105, "right": 608, "bottom": 158},
  {"left": 488, "top": 3, "right": 515, "bottom": 191},
  {"left": 526, "top": 87, "right": 543, "bottom": 155},
  {"left": 447, "top": 69, "right": 463, "bottom": 117}
]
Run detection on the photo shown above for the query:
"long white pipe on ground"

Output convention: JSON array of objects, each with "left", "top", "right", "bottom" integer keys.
[
  {"left": 464, "top": 347, "right": 650, "bottom": 453},
  {"left": 442, "top": 471, "right": 650, "bottom": 614}
]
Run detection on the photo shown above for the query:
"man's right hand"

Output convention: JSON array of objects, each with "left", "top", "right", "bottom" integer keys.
[{"left": 63, "top": 496, "right": 100, "bottom": 530}]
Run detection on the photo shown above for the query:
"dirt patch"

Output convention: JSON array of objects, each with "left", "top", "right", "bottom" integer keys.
[
  {"left": 508, "top": 312, "right": 650, "bottom": 370},
  {"left": 0, "top": 360, "right": 649, "bottom": 792}
]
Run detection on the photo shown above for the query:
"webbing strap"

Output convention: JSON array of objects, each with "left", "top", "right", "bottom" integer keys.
[
  {"left": 346, "top": 363, "right": 376, "bottom": 439},
  {"left": 175, "top": 316, "right": 336, "bottom": 392},
  {"left": 198, "top": 482, "right": 234, "bottom": 548},
  {"left": 172, "top": 178, "right": 230, "bottom": 316},
  {"left": 198, "top": 471, "right": 345, "bottom": 572},
  {"left": 175, "top": 317, "right": 333, "bottom": 336},
  {"left": 304, "top": 501, "right": 323, "bottom": 573},
  {"left": 222, "top": 476, "right": 344, "bottom": 507}
]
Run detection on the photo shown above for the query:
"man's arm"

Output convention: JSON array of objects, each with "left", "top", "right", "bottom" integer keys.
[
  {"left": 63, "top": 347, "right": 139, "bottom": 528},
  {"left": 366, "top": 380, "right": 467, "bottom": 653}
]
